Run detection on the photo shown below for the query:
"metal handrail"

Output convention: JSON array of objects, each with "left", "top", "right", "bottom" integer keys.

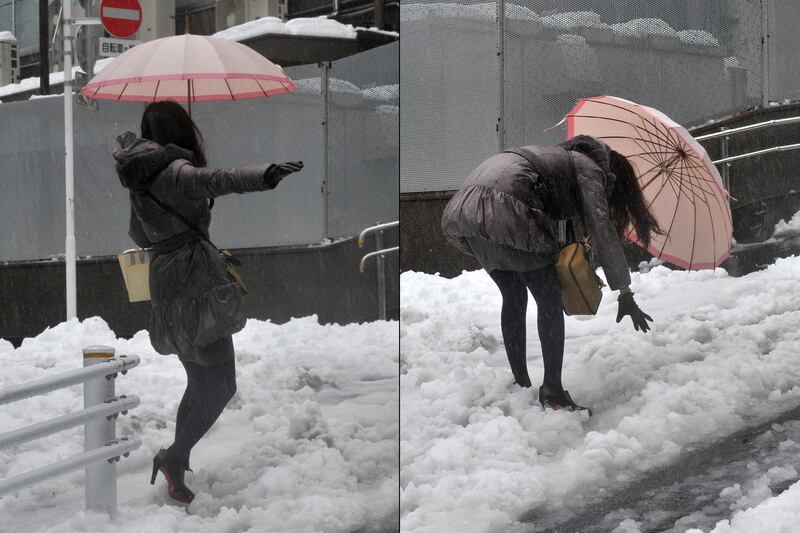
[
  {"left": 694, "top": 116, "right": 800, "bottom": 141},
  {"left": 0, "top": 437, "right": 140, "bottom": 496},
  {"left": 712, "top": 142, "right": 800, "bottom": 165},
  {"left": 359, "top": 246, "right": 399, "bottom": 273},
  {"left": 0, "top": 349, "right": 140, "bottom": 517},
  {"left": 0, "top": 395, "right": 140, "bottom": 449},
  {"left": 358, "top": 221, "right": 398, "bottom": 320},
  {"left": 358, "top": 221, "right": 399, "bottom": 247},
  {"left": 0, "top": 354, "right": 139, "bottom": 405}
]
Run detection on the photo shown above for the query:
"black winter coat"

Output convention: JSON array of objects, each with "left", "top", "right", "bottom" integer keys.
[
  {"left": 441, "top": 145, "right": 631, "bottom": 290},
  {"left": 113, "top": 131, "right": 280, "bottom": 363}
]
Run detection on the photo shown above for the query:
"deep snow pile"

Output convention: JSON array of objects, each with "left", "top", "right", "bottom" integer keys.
[
  {"left": 0, "top": 316, "right": 398, "bottom": 533},
  {"left": 400, "top": 257, "right": 800, "bottom": 532}
]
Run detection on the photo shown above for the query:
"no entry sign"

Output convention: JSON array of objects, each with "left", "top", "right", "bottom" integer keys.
[{"left": 100, "top": 0, "right": 142, "bottom": 39}]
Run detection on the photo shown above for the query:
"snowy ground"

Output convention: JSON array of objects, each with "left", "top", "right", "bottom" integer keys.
[
  {"left": 0, "top": 316, "right": 399, "bottom": 533},
  {"left": 400, "top": 256, "right": 800, "bottom": 532}
]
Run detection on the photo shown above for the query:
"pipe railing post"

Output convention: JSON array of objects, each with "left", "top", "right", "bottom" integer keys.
[
  {"left": 83, "top": 345, "right": 117, "bottom": 517},
  {"left": 375, "top": 227, "right": 386, "bottom": 320}
]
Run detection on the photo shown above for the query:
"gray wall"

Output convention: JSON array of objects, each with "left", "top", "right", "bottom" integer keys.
[{"left": 0, "top": 42, "right": 398, "bottom": 262}]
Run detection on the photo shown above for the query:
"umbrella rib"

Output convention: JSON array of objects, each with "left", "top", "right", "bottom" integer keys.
[
  {"left": 117, "top": 82, "right": 130, "bottom": 102},
  {"left": 586, "top": 98, "right": 683, "bottom": 149},
  {"left": 597, "top": 133, "right": 684, "bottom": 154},
  {"left": 224, "top": 78, "right": 236, "bottom": 100},
  {"left": 154, "top": 80, "right": 161, "bottom": 101},
  {"left": 257, "top": 79, "right": 270, "bottom": 98}
]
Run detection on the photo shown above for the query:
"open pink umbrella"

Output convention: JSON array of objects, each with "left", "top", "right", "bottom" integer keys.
[
  {"left": 566, "top": 95, "right": 733, "bottom": 270},
  {"left": 81, "top": 34, "right": 297, "bottom": 107}
]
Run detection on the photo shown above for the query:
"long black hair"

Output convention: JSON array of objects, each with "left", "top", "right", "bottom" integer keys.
[
  {"left": 140, "top": 101, "right": 207, "bottom": 167},
  {"left": 607, "top": 149, "right": 663, "bottom": 248}
]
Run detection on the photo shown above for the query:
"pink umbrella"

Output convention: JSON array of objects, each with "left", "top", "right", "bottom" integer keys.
[
  {"left": 80, "top": 34, "right": 297, "bottom": 107},
  {"left": 566, "top": 95, "right": 733, "bottom": 270}
]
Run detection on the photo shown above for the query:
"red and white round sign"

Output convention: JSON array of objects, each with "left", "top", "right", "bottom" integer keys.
[{"left": 100, "top": 0, "right": 142, "bottom": 39}]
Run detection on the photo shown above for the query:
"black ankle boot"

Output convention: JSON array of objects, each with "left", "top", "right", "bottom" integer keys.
[
  {"left": 150, "top": 448, "right": 195, "bottom": 504},
  {"left": 538, "top": 385, "right": 592, "bottom": 416}
]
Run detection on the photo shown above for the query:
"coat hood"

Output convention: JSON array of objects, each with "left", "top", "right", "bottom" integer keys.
[{"left": 113, "top": 131, "right": 195, "bottom": 193}]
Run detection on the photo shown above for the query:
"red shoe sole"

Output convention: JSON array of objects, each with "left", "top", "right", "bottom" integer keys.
[{"left": 159, "top": 466, "right": 194, "bottom": 504}]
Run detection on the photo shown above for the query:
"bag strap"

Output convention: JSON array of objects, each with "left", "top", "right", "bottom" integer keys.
[{"left": 144, "top": 190, "right": 220, "bottom": 251}]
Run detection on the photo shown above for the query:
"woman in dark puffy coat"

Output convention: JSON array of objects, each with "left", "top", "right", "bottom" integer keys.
[
  {"left": 441, "top": 135, "right": 659, "bottom": 415},
  {"left": 113, "top": 100, "right": 303, "bottom": 503}
]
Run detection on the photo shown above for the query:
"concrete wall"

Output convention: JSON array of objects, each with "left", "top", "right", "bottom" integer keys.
[{"left": 0, "top": 233, "right": 399, "bottom": 345}]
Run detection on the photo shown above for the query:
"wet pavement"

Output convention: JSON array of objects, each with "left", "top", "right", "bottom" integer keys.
[{"left": 514, "top": 405, "right": 800, "bottom": 533}]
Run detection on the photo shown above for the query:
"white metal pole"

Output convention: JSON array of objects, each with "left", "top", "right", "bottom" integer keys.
[
  {"left": 64, "top": 0, "right": 76, "bottom": 320},
  {"left": 10, "top": 0, "right": 15, "bottom": 36},
  {"left": 83, "top": 346, "right": 117, "bottom": 517},
  {"left": 762, "top": 0, "right": 769, "bottom": 107}
]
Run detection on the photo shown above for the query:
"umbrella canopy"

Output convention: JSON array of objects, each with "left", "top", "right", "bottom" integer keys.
[
  {"left": 566, "top": 95, "right": 732, "bottom": 270},
  {"left": 81, "top": 34, "right": 297, "bottom": 102}
]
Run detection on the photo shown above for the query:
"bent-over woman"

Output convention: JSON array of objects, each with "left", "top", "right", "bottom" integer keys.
[{"left": 442, "top": 135, "right": 659, "bottom": 415}]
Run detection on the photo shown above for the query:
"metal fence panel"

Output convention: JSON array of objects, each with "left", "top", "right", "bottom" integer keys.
[
  {"left": 400, "top": 1, "right": 501, "bottom": 193},
  {"left": 400, "top": 0, "right": 771, "bottom": 193},
  {"left": 0, "top": 46, "right": 398, "bottom": 262},
  {"left": 328, "top": 42, "right": 399, "bottom": 238}
]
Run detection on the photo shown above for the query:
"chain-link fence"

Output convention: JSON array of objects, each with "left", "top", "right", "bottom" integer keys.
[{"left": 401, "top": 0, "right": 800, "bottom": 193}]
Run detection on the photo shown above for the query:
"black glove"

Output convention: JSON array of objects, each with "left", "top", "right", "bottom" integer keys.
[
  {"left": 616, "top": 292, "right": 653, "bottom": 333},
  {"left": 265, "top": 161, "right": 304, "bottom": 187}
]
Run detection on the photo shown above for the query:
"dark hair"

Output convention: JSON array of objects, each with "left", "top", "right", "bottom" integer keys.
[
  {"left": 559, "top": 134, "right": 613, "bottom": 182},
  {"left": 140, "top": 101, "right": 207, "bottom": 167},
  {"left": 608, "top": 150, "right": 663, "bottom": 248}
]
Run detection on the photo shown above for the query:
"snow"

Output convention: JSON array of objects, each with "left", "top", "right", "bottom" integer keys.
[
  {"left": 0, "top": 316, "right": 399, "bottom": 532},
  {"left": 724, "top": 56, "right": 743, "bottom": 69},
  {"left": 772, "top": 209, "right": 800, "bottom": 239},
  {"left": 678, "top": 30, "right": 719, "bottom": 47},
  {"left": 400, "top": 256, "right": 800, "bottom": 532},
  {"left": 542, "top": 11, "right": 607, "bottom": 31},
  {"left": 0, "top": 31, "right": 17, "bottom": 43},
  {"left": 401, "top": 2, "right": 539, "bottom": 22},
  {"left": 610, "top": 18, "right": 678, "bottom": 39},
  {"left": 213, "top": 17, "right": 358, "bottom": 42},
  {"left": 0, "top": 67, "right": 83, "bottom": 100},
  {"left": 691, "top": 479, "right": 800, "bottom": 532}
]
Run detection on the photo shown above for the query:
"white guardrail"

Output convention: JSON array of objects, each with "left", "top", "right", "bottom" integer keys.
[
  {"left": 0, "top": 345, "right": 142, "bottom": 518},
  {"left": 359, "top": 221, "right": 399, "bottom": 321}
]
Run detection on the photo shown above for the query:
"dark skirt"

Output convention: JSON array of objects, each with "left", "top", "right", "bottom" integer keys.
[{"left": 465, "top": 236, "right": 554, "bottom": 273}]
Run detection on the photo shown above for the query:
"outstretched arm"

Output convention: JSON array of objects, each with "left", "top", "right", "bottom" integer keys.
[
  {"left": 167, "top": 161, "right": 303, "bottom": 199},
  {"left": 575, "top": 170, "right": 631, "bottom": 291}
]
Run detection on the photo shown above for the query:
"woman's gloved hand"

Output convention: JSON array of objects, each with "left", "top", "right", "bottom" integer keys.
[
  {"left": 264, "top": 161, "right": 304, "bottom": 187},
  {"left": 616, "top": 292, "right": 653, "bottom": 332}
]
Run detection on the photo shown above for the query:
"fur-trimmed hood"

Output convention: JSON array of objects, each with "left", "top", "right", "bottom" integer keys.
[{"left": 113, "top": 131, "right": 195, "bottom": 193}]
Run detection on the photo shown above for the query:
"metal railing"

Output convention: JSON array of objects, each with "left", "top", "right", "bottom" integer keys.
[
  {"left": 0, "top": 345, "right": 141, "bottom": 518},
  {"left": 695, "top": 116, "right": 800, "bottom": 192},
  {"left": 358, "top": 221, "right": 399, "bottom": 320}
]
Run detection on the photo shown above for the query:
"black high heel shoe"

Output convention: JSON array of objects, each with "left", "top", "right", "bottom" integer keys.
[
  {"left": 150, "top": 448, "right": 195, "bottom": 504},
  {"left": 538, "top": 385, "right": 592, "bottom": 416}
]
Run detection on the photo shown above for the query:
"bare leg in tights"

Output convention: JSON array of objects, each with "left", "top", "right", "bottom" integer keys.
[
  {"left": 489, "top": 264, "right": 565, "bottom": 390},
  {"left": 168, "top": 358, "right": 237, "bottom": 469}
]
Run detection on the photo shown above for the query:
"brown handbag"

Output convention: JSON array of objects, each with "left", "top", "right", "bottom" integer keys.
[{"left": 555, "top": 235, "right": 603, "bottom": 316}]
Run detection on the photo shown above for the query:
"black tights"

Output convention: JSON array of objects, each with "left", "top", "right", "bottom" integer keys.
[
  {"left": 167, "top": 358, "right": 237, "bottom": 468},
  {"left": 488, "top": 265, "right": 565, "bottom": 389}
]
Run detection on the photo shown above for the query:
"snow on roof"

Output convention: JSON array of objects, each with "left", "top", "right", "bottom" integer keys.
[
  {"left": 213, "top": 16, "right": 358, "bottom": 42},
  {"left": 542, "top": 11, "right": 607, "bottom": 30},
  {"left": 0, "top": 31, "right": 17, "bottom": 43},
  {"left": 677, "top": 29, "right": 719, "bottom": 46},
  {"left": 401, "top": 2, "right": 539, "bottom": 22},
  {"left": 0, "top": 67, "right": 83, "bottom": 100},
  {"left": 362, "top": 84, "right": 399, "bottom": 102},
  {"left": 609, "top": 18, "right": 678, "bottom": 38}
]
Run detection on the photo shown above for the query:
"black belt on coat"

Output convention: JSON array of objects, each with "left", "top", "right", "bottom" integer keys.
[{"left": 151, "top": 230, "right": 201, "bottom": 255}]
